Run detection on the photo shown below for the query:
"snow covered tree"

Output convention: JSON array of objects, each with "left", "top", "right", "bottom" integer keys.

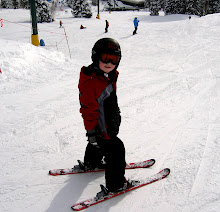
[
  {"left": 91, "top": 0, "right": 98, "bottom": 6},
  {"left": 185, "top": 0, "right": 199, "bottom": 15},
  {"left": 13, "top": 0, "right": 19, "bottom": 8},
  {"left": 36, "top": 0, "right": 55, "bottom": 23},
  {"left": 149, "top": 0, "right": 161, "bottom": 16},
  {"left": 175, "top": 0, "right": 186, "bottom": 14},
  {"left": 164, "top": 0, "right": 176, "bottom": 14},
  {"left": 68, "top": 0, "right": 92, "bottom": 18},
  {"left": 159, "top": 0, "right": 165, "bottom": 10},
  {"left": 184, "top": 0, "right": 220, "bottom": 16},
  {"left": 145, "top": 0, "right": 165, "bottom": 11},
  {"left": 185, "top": 0, "right": 211, "bottom": 16},
  {"left": 20, "top": 0, "right": 30, "bottom": 9},
  {"left": 1, "top": 0, "right": 19, "bottom": 8},
  {"left": 144, "top": 0, "right": 150, "bottom": 8},
  {"left": 196, "top": 0, "right": 207, "bottom": 16},
  {"left": 1, "top": 0, "right": 10, "bottom": 8},
  {"left": 207, "top": 0, "right": 220, "bottom": 14}
]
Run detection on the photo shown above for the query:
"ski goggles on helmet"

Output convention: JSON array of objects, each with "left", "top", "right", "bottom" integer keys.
[{"left": 99, "top": 53, "right": 120, "bottom": 65}]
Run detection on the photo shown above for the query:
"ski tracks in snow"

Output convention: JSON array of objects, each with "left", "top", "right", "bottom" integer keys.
[{"left": 119, "top": 33, "right": 220, "bottom": 210}]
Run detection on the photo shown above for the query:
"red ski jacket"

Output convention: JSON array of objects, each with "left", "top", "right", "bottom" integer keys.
[{"left": 78, "top": 65, "right": 120, "bottom": 139}]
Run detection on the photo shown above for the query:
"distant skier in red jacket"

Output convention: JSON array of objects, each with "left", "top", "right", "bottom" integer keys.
[
  {"left": 78, "top": 38, "right": 128, "bottom": 194},
  {"left": 59, "top": 20, "right": 63, "bottom": 28}
]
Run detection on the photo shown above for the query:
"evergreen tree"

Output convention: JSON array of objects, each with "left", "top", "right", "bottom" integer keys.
[
  {"left": 1, "top": 0, "right": 16, "bottom": 8},
  {"left": 149, "top": 0, "right": 160, "bottom": 16},
  {"left": 145, "top": 0, "right": 164, "bottom": 9},
  {"left": 1, "top": 0, "right": 9, "bottom": 8},
  {"left": 159, "top": 0, "right": 165, "bottom": 10},
  {"left": 36, "top": 0, "right": 55, "bottom": 23},
  {"left": 144, "top": 0, "right": 150, "bottom": 8},
  {"left": 13, "top": 0, "right": 19, "bottom": 8},
  {"left": 20, "top": 0, "right": 30, "bottom": 9},
  {"left": 68, "top": 0, "right": 92, "bottom": 18},
  {"left": 202, "top": 0, "right": 210, "bottom": 15},
  {"left": 164, "top": 0, "right": 176, "bottom": 15},
  {"left": 175, "top": 0, "right": 186, "bottom": 14},
  {"left": 185, "top": 0, "right": 210, "bottom": 16},
  {"left": 207, "top": 0, "right": 220, "bottom": 14},
  {"left": 185, "top": 0, "right": 198, "bottom": 15},
  {"left": 197, "top": 0, "right": 207, "bottom": 16}
]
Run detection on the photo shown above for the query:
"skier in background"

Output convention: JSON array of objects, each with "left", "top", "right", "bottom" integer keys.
[
  {"left": 59, "top": 20, "right": 63, "bottom": 28},
  {"left": 105, "top": 20, "right": 109, "bottom": 33},
  {"left": 133, "top": 17, "right": 139, "bottom": 35},
  {"left": 78, "top": 38, "right": 133, "bottom": 197},
  {"left": 80, "top": 25, "right": 86, "bottom": 29}
]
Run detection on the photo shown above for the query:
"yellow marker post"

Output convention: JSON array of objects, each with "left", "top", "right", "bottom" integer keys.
[
  {"left": 31, "top": 34, "right": 40, "bottom": 46},
  {"left": 30, "top": 0, "right": 39, "bottom": 46}
]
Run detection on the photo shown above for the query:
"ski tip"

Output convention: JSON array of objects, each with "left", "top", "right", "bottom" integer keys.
[
  {"left": 151, "top": 159, "right": 156, "bottom": 164},
  {"left": 71, "top": 206, "right": 81, "bottom": 211},
  {"left": 163, "top": 168, "right": 171, "bottom": 175},
  {"left": 49, "top": 170, "right": 58, "bottom": 176}
]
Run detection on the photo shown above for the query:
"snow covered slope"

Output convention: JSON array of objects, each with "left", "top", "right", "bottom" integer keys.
[{"left": 0, "top": 7, "right": 220, "bottom": 212}]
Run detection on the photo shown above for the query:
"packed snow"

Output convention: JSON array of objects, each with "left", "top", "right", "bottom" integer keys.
[{"left": 0, "top": 6, "right": 220, "bottom": 212}]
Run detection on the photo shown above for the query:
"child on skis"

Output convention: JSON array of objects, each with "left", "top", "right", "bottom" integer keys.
[{"left": 78, "top": 38, "right": 129, "bottom": 194}]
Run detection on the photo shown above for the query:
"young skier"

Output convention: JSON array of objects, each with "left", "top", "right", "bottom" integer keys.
[{"left": 78, "top": 38, "right": 129, "bottom": 195}]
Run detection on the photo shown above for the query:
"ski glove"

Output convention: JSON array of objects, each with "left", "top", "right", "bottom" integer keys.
[{"left": 86, "top": 129, "right": 100, "bottom": 149}]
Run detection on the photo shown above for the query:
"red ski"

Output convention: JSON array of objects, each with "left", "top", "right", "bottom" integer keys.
[
  {"left": 49, "top": 159, "right": 155, "bottom": 176},
  {"left": 71, "top": 168, "right": 170, "bottom": 211}
]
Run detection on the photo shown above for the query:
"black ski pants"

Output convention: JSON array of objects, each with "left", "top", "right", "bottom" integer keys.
[
  {"left": 84, "top": 136, "right": 126, "bottom": 191},
  {"left": 133, "top": 26, "right": 138, "bottom": 35}
]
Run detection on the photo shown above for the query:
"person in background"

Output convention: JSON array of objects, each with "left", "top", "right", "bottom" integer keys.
[
  {"left": 59, "top": 20, "right": 63, "bottom": 28},
  {"left": 133, "top": 17, "right": 139, "bottom": 35},
  {"left": 80, "top": 25, "right": 86, "bottom": 29},
  {"left": 105, "top": 20, "right": 109, "bottom": 33}
]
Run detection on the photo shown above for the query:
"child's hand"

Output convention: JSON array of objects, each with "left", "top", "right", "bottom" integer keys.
[{"left": 86, "top": 129, "right": 100, "bottom": 149}]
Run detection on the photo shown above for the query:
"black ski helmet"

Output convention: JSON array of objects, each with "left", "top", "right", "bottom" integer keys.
[{"left": 91, "top": 38, "right": 121, "bottom": 67}]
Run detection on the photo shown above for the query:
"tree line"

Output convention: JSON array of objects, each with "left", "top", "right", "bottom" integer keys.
[
  {"left": 1, "top": 0, "right": 220, "bottom": 23},
  {"left": 1, "top": 0, "right": 92, "bottom": 20},
  {"left": 1, "top": 0, "right": 56, "bottom": 22},
  {"left": 146, "top": 0, "right": 220, "bottom": 16}
]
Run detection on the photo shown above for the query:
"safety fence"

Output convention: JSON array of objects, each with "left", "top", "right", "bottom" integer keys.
[{"left": 0, "top": 18, "right": 71, "bottom": 58}]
